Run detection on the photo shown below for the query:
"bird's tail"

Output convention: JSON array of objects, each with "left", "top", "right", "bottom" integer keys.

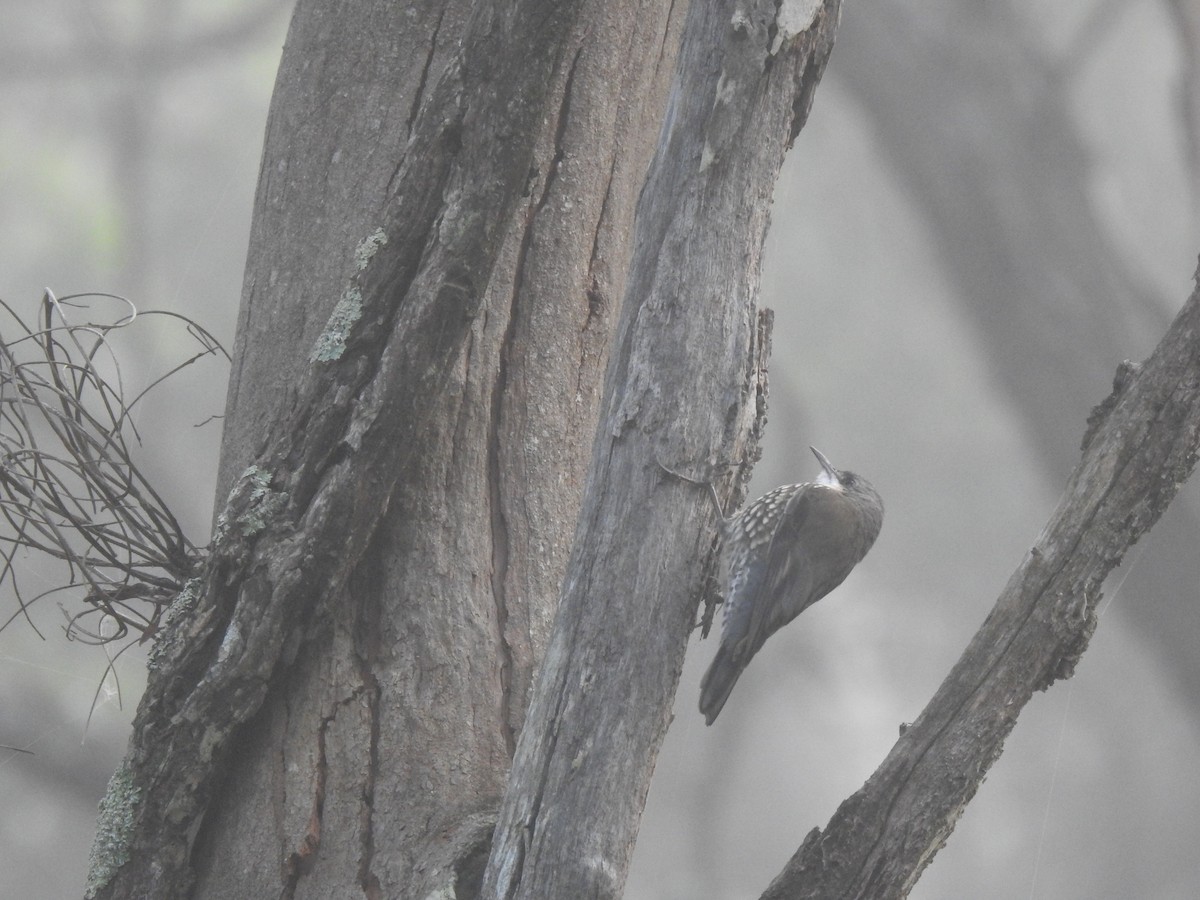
[{"left": 699, "top": 642, "right": 745, "bottom": 725}]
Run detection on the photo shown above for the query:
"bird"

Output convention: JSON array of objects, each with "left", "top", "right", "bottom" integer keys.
[{"left": 699, "top": 446, "right": 883, "bottom": 725}]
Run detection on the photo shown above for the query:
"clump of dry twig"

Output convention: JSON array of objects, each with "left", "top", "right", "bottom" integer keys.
[{"left": 0, "top": 289, "right": 226, "bottom": 648}]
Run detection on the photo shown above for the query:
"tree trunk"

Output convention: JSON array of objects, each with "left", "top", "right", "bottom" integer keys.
[
  {"left": 196, "top": 2, "right": 687, "bottom": 898},
  {"left": 86, "top": 0, "right": 848, "bottom": 896},
  {"left": 484, "top": 0, "right": 842, "bottom": 895},
  {"left": 87, "top": 0, "right": 686, "bottom": 896}
]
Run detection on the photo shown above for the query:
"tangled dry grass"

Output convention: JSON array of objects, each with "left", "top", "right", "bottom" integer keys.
[{"left": 0, "top": 290, "right": 226, "bottom": 652}]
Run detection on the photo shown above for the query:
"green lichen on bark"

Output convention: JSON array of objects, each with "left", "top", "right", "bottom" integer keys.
[
  {"left": 311, "top": 228, "right": 387, "bottom": 362},
  {"left": 310, "top": 286, "right": 364, "bottom": 362},
  {"left": 213, "top": 465, "right": 288, "bottom": 541},
  {"left": 84, "top": 759, "right": 140, "bottom": 898},
  {"left": 237, "top": 465, "right": 287, "bottom": 534},
  {"left": 354, "top": 227, "right": 388, "bottom": 270},
  {"left": 147, "top": 577, "right": 204, "bottom": 670}
]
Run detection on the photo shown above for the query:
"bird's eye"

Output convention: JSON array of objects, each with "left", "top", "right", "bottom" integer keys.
[{"left": 843, "top": 473, "right": 857, "bottom": 486}]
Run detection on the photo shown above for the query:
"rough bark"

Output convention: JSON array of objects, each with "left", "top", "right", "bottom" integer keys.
[
  {"left": 88, "top": 0, "right": 687, "bottom": 897},
  {"left": 761, "top": 270, "right": 1200, "bottom": 898},
  {"left": 483, "top": 2, "right": 843, "bottom": 897},
  {"left": 195, "top": 2, "right": 688, "bottom": 898}
]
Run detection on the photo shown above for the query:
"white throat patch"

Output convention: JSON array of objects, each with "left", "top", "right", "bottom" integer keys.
[{"left": 815, "top": 469, "right": 840, "bottom": 489}]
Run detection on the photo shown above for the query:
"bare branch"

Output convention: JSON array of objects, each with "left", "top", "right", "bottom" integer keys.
[{"left": 763, "top": 271, "right": 1200, "bottom": 898}]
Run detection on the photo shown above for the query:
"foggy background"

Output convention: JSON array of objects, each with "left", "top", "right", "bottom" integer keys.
[{"left": 2, "top": 2, "right": 1198, "bottom": 898}]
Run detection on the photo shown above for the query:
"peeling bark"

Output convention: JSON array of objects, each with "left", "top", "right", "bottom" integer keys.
[{"left": 484, "top": 2, "right": 843, "bottom": 897}]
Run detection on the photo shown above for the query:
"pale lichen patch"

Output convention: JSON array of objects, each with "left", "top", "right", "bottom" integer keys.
[
  {"left": 355, "top": 228, "right": 388, "bottom": 270},
  {"left": 147, "top": 577, "right": 203, "bottom": 670},
  {"left": 238, "top": 466, "right": 287, "bottom": 534},
  {"left": 310, "top": 286, "right": 364, "bottom": 362},
  {"left": 84, "top": 759, "right": 139, "bottom": 898},
  {"left": 310, "top": 227, "right": 387, "bottom": 362},
  {"left": 214, "top": 465, "right": 288, "bottom": 542}
]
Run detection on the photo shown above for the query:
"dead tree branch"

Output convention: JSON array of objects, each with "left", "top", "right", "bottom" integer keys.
[{"left": 763, "top": 264, "right": 1200, "bottom": 898}]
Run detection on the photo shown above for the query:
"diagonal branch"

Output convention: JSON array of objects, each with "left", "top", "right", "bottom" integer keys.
[{"left": 763, "top": 265, "right": 1200, "bottom": 898}]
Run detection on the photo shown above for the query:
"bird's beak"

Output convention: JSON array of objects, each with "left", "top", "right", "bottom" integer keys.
[{"left": 810, "top": 446, "right": 840, "bottom": 486}]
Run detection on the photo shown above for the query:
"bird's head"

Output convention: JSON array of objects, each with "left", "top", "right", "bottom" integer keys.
[
  {"left": 811, "top": 445, "right": 851, "bottom": 489},
  {"left": 810, "top": 446, "right": 882, "bottom": 509}
]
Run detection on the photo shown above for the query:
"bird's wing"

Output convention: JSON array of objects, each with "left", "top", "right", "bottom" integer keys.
[{"left": 735, "top": 485, "right": 856, "bottom": 662}]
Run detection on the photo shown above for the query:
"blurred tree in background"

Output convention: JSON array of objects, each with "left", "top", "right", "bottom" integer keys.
[{"left": 2, "top": 1, "right": 1199, "bottom": 898}]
